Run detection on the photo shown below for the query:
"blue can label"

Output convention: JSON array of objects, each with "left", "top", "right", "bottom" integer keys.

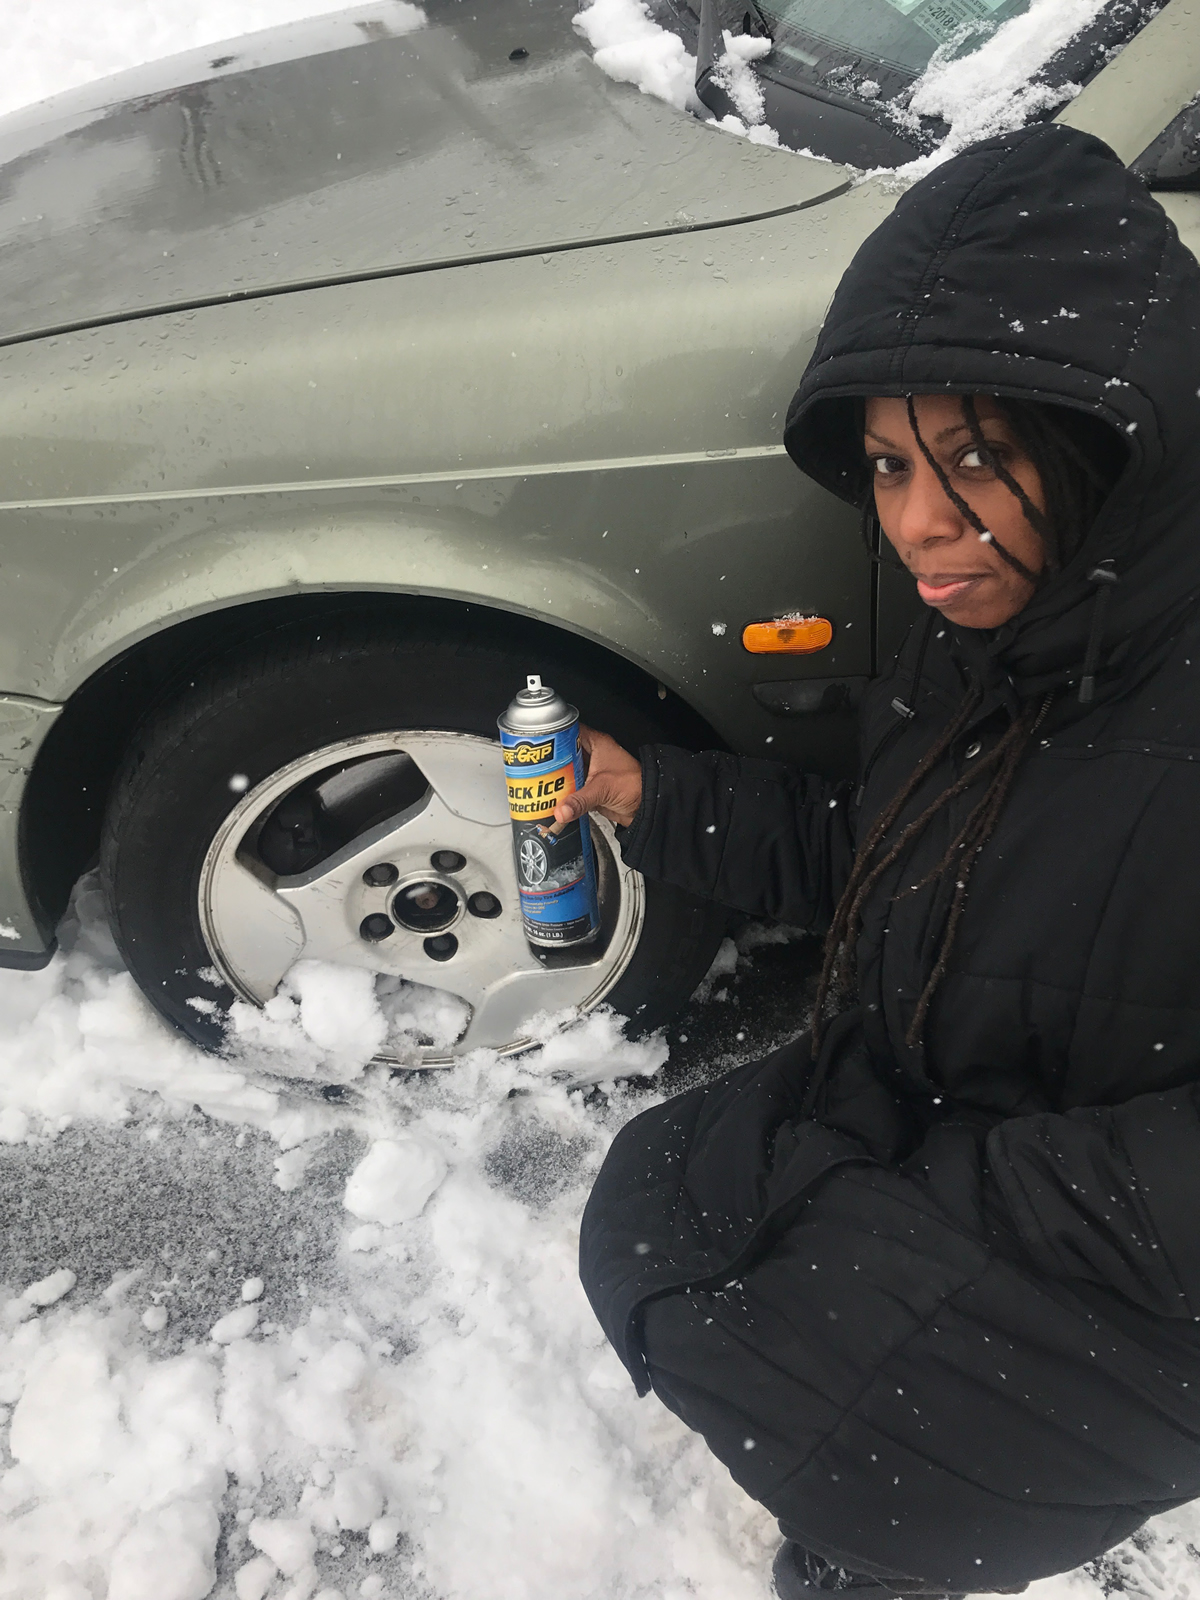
[{"left": 499, "top": 720, "right": 600, "bottom": 946}]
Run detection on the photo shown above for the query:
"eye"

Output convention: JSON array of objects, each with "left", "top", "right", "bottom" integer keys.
[
  {"left": 872, "top": 454, "right": 907, "bottom": 478},
  {"left": 958, "top": 441, "right": 1005, "bottom": 471}
]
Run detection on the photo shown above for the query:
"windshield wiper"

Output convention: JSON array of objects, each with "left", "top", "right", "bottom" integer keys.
[
  {"left": 694, "top": 0, "right": 739, "bottom": 119},
  {"left": 747, "top": 2, "right": 775, "bottom": 38}
]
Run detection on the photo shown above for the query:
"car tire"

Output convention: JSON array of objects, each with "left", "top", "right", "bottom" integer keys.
[{"left": 99, "top": 618, "right": 728, "bottom": 1059}]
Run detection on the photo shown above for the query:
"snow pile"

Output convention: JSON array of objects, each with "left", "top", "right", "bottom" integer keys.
[
  {"left": 2, "top": 1296, "right": 227, "bottom": 1600},
  {"left": 0, "top": 885, "right": 1195, "bottom": 1597},
  {"left": 572, "top": 0, "right": 698, "bottom": 112},
  {"left": 342, "top": 1136, "right": 447, "bottom": 1225},
  {"left": 897, "top": 0, "right": 1108, "bottom": 177},
  {"left": 574, "top": 0, "right": 1111, "bottom": 181},
  {"left": 0, "top": 881, "right": 327, "bottom": 1144},
  {"left": 229, "top": 961, "right": 388, "bottom": 1083},
  {"left": 713, "top": 32, "right": 774, "bottom": 128},
  {"left": 0, "top": 902, "right": 788, "bottom": 1599},
  {"left": 708, "top": 33, "right": 783, "bottom": 150},
  {"left": 573, "top": 1, "right": 781, "bottom": 145},
  {"left": 15, "top": 1267, "right": 76, "bottom": 1310},
  {"left": 227, "top": 960, "right": 471, "bottom": 1084}
]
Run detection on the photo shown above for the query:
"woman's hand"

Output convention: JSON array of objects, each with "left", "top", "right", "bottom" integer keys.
[{"left": 551, "top": 725, "right": 642, "bottom": 832}]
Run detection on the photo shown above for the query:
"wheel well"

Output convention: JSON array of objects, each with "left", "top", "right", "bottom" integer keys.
[{"left": 20, "top": 592, "right": 720, "bottom": 940}]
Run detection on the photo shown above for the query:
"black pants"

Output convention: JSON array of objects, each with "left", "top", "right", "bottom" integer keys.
[{"left": 582, "top": 1043, "right": 1200, "bottom": 1590}]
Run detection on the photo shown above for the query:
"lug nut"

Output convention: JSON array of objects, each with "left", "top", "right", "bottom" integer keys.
[
  {"left": 363, "top": 863, "right": 399, "bottom": 887},
  {"left": 423, "top": 933, "right": 458, "bottom": 961},
  {"left": 467, "top": 891, "right": 501, "bottom": 918},
  {"left": 431, "top": 850, "right": 466, "bottom": 873},
  {"left": 360, "top": 913, "right": 395, "bottom": 942}
]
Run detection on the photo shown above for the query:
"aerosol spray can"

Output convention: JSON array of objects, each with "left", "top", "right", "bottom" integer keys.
[{"left": 498, "top": 675, "right": 601, "bottom": 948}]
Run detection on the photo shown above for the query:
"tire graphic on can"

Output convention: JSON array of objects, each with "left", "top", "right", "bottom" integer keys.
[{"left": 519, "top": 835, "right": 549, "bottom": 887}]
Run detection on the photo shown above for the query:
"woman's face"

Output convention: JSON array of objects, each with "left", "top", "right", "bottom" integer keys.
[{"left": 864, "top": 393, "right": 1047, "bottom": 629}]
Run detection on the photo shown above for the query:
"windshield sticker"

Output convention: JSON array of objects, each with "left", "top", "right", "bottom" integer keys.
[{"left": 883, "top": 0, "right": 1006, "bottom": 45}]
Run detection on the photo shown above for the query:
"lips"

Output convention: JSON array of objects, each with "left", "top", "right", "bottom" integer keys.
[{"left": 915, "top": 574, "right": 988, "bottom": 605}]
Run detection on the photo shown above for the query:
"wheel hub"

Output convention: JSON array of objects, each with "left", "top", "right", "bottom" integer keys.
[
  {"left": 389, "top": 877, "right": 461, "bottom": 934},
  {"left": 197, "top": 731, "right": 644, "bottom": 1064}
]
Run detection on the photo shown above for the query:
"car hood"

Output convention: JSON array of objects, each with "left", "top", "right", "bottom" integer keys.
[{"left": 0, "top": 0, "right": 848, "bottom": 345}]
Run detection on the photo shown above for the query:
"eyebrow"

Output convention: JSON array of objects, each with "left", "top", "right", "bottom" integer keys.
[{"left": 864, "top": 421, "right": 992, "bottom": 450}]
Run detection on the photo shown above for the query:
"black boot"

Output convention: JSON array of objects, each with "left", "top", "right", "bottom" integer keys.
[{"left": 772, "top": 1541, "right": 968, "bottom": 1600}]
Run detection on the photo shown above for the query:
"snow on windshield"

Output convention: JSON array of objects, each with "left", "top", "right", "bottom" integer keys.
[
  {"left": 574, "top": 0, "right": 1110, "bottom": 177},
  {"left": 901, "top": 0, "right": 1109, "bottom": 172}
]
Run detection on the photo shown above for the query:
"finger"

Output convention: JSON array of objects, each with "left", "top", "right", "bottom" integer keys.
[
  {"left": 549, "top": 790, "right": 588, "bottom": 833},
  {"left": 550, "top": 776, "right": 620, "bottom": 833},
  {"left": 576, "top": 725, "right": 599, "bottom": 778}
]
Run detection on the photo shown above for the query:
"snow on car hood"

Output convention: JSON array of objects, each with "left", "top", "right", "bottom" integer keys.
[{"left": 0, "top": 0, "right": 847, "bottom": 345}]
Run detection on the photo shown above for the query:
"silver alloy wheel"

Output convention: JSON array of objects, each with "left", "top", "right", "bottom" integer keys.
[
  {"left": 197, "top": 731, "right": 645, "bottom": 1064},
  {"left": 519, "top": 836, "right": 548, "bottom": 887}
]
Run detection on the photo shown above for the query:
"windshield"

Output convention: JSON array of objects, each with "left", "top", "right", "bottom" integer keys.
[
  {"left": 646, "top": 0, "right": 1150, "bottom": 168},
  {"left": 756, "top": 0, "right": 1035, "bottom": 98}
]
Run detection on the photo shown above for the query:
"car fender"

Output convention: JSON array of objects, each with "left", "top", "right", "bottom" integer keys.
[
  {"left": 0, "top": 194, "right": 892, "bottom": 725},
  {"left": 7, "top": 445, "right": 861, "bottom": 750}
]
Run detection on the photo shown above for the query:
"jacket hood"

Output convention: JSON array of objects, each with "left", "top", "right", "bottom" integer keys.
[{"left": 783, "top": 123, "right": 1200, "bottom": 701}]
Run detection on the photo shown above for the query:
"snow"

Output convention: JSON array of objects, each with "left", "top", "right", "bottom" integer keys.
[
  {"left": 896, "top": 0, "right": 1108, "bottom": 178},
  {"left": 572, "top": 0, "right": 698, "bottom": 112},
  {"left": 712, "top": 31, "right": 773, "bottom": 127},
  {"left": 276, "top": 961, "right": 388, "bottom": 1076},
  {"left": 332, "top": 1467, "right": 384, "bottom": 1532},
  {"left": 0, "top": 1, "right": 1194, "bottom": 1594},
  {"left": 573, "top": 0, "right": 1109, "bottom": 181},
  {"left": 210, "top": 1304, "right": 261, "bottom": 1344},
  {"left": 0, "top": 879, "right": 787, "bottom": 1598},
  {"left": 573, "top": 2, "right": 785, "bottom": 147},
  {"left": 247, "top": 1517, "right": 317, "bottom": 1576},
  {"left": 0, "top": 1106, "right": 29, "bottom": 1142},
  {"left": 368, "top": 1516, "right": 402, "bottom": 1554},
  {"left": 0, "top": 879, "right": 1171, "bottom": 1599},
  {"left": 16, "top": 1266, "right": 77, "bottom": 1309},
  {"left": 691, "top": 935, "right": 740, "bottom": 1003},
  {"left": 342, "top": 1138, "right": 447, "bottom": 1225},
  {"left": 109, "top": 1501, "right": 222, "bottom": 1600},
  {"left": 233, "top": 1558, "right": 275, "bottom": 1600}
]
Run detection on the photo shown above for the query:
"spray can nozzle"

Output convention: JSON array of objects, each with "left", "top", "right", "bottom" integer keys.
[{"left": 526, "top": 674, "right": 543, "bottom": 694}]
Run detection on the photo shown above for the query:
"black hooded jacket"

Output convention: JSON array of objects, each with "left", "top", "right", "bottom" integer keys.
[{"left": 579, "top": 125, "right": 1200, "bottom": 1587}]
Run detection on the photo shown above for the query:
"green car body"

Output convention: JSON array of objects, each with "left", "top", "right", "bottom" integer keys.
[{"left": 0, "top": 0, "right": 1196, "bottom": 998}]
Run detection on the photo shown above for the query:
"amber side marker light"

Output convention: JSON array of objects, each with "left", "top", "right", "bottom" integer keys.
[{"left": 742, "top": 617, "right": 834, "bottom": 655}]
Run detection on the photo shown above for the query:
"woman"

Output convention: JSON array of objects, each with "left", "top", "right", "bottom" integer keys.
[{"left": 563, "top": 124, "right": 1200, "bottom": 1598}]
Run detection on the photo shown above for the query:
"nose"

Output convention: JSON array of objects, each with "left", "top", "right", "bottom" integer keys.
[{"left": 889, "top": 459, "right": 969, "bottom": 557}]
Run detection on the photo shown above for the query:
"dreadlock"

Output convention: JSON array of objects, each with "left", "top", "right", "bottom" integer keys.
[{"left": 814, "top": 393, "right": 1122, "bottom": 1060}]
